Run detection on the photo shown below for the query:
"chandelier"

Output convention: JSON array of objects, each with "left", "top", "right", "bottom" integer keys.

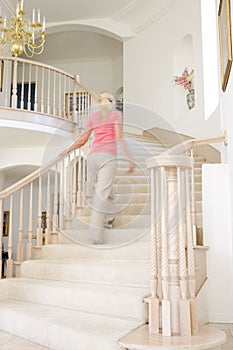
[{"left": 0, "top": 0, "right": 46, "bottom": 57}]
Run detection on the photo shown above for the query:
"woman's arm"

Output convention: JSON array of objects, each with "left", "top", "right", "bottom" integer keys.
[
  {"left": 61, "top": 124, "right": 92, "bottom": 155},
  {"left": 115, "top": 122, "right": 134, "bottom": 173}
]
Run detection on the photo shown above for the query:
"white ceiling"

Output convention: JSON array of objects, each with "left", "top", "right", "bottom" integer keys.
[{"left": 3, "top": 0, "right": 176, "bottom": 62}]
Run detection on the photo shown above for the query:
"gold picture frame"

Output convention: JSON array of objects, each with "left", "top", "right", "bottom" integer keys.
[
  {"left": 218, "top": 0, "right": 233, "bottom": 91},
  {"left": 3, "top": 211, "right": 9, "bottom": 236}
]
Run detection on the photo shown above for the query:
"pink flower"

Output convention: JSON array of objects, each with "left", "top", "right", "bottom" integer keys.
[{"left": 173, "top": 68, "right": 194, "bottom": 91}]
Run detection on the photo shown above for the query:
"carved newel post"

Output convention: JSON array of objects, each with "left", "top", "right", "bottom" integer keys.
[{"left": 146, "top": 155, "right": 198, "bottom": 337}]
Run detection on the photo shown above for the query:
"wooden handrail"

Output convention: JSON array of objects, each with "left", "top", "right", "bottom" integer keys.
[
  {"left": 0, "top": 153, "right": 65, "bottom": 199},
  {"left": 160, "top": 130, "right": 228, "bottom": 156}
]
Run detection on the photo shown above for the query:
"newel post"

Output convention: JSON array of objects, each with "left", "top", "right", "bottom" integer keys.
[{"left": 146, "top": 155, "right": 198, "bottom": 336}]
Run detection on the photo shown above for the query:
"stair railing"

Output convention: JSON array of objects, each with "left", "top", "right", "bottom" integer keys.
[
  {"left": 0, "top": 56, "right": 97, "bottom": 128},
  {"left": 146, "top": 132, "right": 227, "bottom": 336}
]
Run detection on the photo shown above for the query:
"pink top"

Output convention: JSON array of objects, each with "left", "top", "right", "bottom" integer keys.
[{"left": 87, "top": 110, "right": 122, "bottom": 155}]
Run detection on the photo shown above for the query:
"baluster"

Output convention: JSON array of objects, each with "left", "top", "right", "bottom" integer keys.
[
  {"left": 27, "top": 182, "right": 33, "bottom": 260},
  {"left": 82, "top": 150, "right": 86, "bottom": 196},
  {"left": 20, "top": 62, "right": 25, "bottom": 109},
  {"left": 11, "top": 59, "right": 18, "bottom": 108},
  {"left": 161, "top": 167, "right": 171, "bottom": 336},
  {"left": 41, "top": 66, "right": 45, "bottom": 113},
  {"left": 6, "top": 195, "right": 14, "bottom": 278},
  {"left": 185, "top": 169, "right": 199, "bottom": 335},
  {"left": 190, "top": 148, "right": 197, "bottom": 245},
  {"left": 66, "top": 78, "right": 71, "bottom": 120},
  {"left": 62, "top": 75, "right": 66, "bottom": 118},
  {"left": 17, "top": 188, "right": 24, "bottom": 265},
  {"left": 52, "top": 70, "right": 56, "bottom": 115},
  {"left": 77, "top": 149, "right": 82, "bottom": 208},
  {"left": 149, "top": 168, "right": 159, "bottom": 334},
  {"left": 59, "top": 159, "right": 65, "bottom": 231},
  {"left": 0, "top": 198, "right": 3, "bottom": 279},
  {"left": 47, "top": 68, "right": 51, "bottom": 114},
  {"left": 4, "top": 60, "right": 9, "bottom": 107},
  {"left": 45, "top": 171, "right": 51, "bottom": 245},
  {"left": 34, "top": 65, "right": 38, "bottom": 112},
  {"left": 66, "top": 155, "right": 72, "bottom": 218},
  {"left": 27, "top": 63, "right": 32, "bottom": 110},
  {"left": 72, "top": 150, "right": 77, "bottom": 216},
  {"left": 37, "top": 176, "right": 43, "bottom": 247},
  {"left": 52, "top": 165, "right": 58, "bottom": 235},
  {"left": 178, "top": 167, "right": 191, "bottom": 336},
  {"left": 58, "top": 72, "right": 62, "bottom": 117},
  {"left": 72, "top": 76, "right": 77, "bottom": 123}
]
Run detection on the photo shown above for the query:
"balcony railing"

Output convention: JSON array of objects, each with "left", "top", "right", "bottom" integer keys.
[{"left": 0, "top": 56, "right": 98, "bottom": 128}]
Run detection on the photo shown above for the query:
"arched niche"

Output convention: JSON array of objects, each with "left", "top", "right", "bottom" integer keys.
[{"left": 173, "top": 34, "right": 194, "bottom": 119}]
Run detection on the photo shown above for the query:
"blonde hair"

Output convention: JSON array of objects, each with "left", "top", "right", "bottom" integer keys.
[{"left": 98, "top": 91, "right": 114, "bottom": 122}]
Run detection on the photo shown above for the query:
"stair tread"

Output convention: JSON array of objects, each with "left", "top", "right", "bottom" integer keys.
[{"left": 0, "top": 297, "right": 141, "bottom": 350}]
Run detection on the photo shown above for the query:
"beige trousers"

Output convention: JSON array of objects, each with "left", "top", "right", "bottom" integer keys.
[{"left": 87, "top": 152, "right": 117, "bottom": 242}]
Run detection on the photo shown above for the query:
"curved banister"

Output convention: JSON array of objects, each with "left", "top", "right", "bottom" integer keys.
[
  {"left": 0, "top": 153, "right": 64, "bottom": 199},
  {"left": 0, "top": 56, "right": 98, "bottom": 124},
  {"left": 159, "top": 131, "right": 227, "bottom": 157}
]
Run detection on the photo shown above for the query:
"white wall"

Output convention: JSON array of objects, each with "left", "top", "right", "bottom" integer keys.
[
  {"left": 203, "top": 164, "right": 233, "bottom": 322},
  {"left": 123, "top": 0, "right": 222, "bottom": 139}
]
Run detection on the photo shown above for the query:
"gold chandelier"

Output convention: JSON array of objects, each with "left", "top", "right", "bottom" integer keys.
[{"left": 0, "top": 0, "right": 46, "bottom": 57}]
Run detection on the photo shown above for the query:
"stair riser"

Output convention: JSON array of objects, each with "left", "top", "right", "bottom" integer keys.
[
  {"left": 21, "top": 261, "right": 150, "bottom": 287},
  {"left": 70, "top": 214, "right": 151, "bottom": 230},
  {"left": 60, "top": 227, "right": 149, "bottom": 244},
  {"left": 0, "top": 280, "right": 148, "bottom": 321},
  {"left": 81, "top": 203, "right": 150, "bottom": 216},
  {"left": 41, "top": 242, "right": 150, "bottom": 261}
]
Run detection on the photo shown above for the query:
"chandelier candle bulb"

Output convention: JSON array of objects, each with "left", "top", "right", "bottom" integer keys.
[
  {"left": 21, "top": 0, "right": 24, "bottom": 11},
  {"left": 32, "top": 8, "right": 35, "bottom": 24},
  {"left": 37, "top": 9, "right": 40, "bottom": 24},
  {"left": 42, "top": 17, "right": 45, "bottom": 31}
]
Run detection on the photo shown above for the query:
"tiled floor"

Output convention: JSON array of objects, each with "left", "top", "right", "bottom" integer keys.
[{"left": 0, "top": 324, "right": 232, "bottom": 349}]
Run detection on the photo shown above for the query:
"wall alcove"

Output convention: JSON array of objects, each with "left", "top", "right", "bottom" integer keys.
[{"left": 173, "top": 34, "right": 194, "bottom": 120}]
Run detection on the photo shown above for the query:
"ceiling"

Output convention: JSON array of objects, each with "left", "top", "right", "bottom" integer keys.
[{"left": 4, "top": 0, "right": 175, "bottom": 37}]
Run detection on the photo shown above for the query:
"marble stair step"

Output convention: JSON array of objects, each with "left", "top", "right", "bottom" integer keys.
[
  {"left": 113, "top": 183, "right": 149, "bottom": 193},
  {"left": 80, "top": 203, "right": 150, "bottom": 217},
  {"left": 70, "top": 214, "right": 151, "bottom": 230},
  {"left": 41, "top": 240, "right": 150, "bottom": 261},
  {"left": 0, "top": 278, "right": 149, "bottom": 321},
  {"left": 0, "top": 297, "right": 141, "bottom": 350},
  {"left": 60, "top": 227, "right": 149, "bottom": 245},
  {"left": 115, "top": 175, "right": 149, "bottom": 184},
  {"left": 21, "top": 259, "right": 150, "bottom": 287}
]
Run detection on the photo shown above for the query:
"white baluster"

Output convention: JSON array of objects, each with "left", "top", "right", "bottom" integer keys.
[
  {"left": 27, "top": 64, "right": 32, "bottom": 110},
  {"left": 52, "top": 165, "right": 58, "bottom": 235},
  {"left": 59, "top": 159, "right": 65, "bottom": 231},
  {"left": 6, "top": 195, "right": 14, "bottom": 278},
  {"left": 58, "top": 72, "right": 62, "bottom": 117},
  {"left": 47, "top": 69, "right": 50, "bottom": 114},
  {"left": 185, "top": 169, "right": 199, "bottom": 335},
  {"left": 160, "top": 167, "right": 171, "bottom": 336},
  {"left": 149, "top": 168, "right": 159, "bottom": 334},
  {"left": 20, "top": 62, "right": 25, "bottom": 109},
  {"left": 27, "top": 182, "right": 33, "bottom": 260},
  {"left": 72, "top": 150, "right": 77, "bottom": 216},
  {"left": 37, "top": 176, "right": 43, "bottom": 247},
  {"left": 4, "top": 60, "right": 8, "bottom": 107},
  {"left": 190, "top": 148, "right": 197, "bottom": 245},
  {"left": 41, "top": 66, "right": 45, "bottom": 113},
  {"left": 45, "top": 171, "right": 51, "bottom": 245},
  {"left": 11, "top": 60, "right": 18, "bottom": 108},
  {"left": 52, "top": 70, "right": 56, "bottom": 115},
  {"left": 178, "top": 167, "right": 191, "bottom": 336},
  {"left": 34, "top": 65, "right": 38, "bottom": 112},
  {"left": 17, "top": 188, "right": 24, "bottom": 264}
]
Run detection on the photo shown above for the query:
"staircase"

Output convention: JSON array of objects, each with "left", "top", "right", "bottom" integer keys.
[{"left": 0, "top": 134, "right": 208, "bottom": 349}]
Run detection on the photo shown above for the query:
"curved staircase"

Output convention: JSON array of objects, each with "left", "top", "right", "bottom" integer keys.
[{"left": 0, "top": 134, "right": 209, "bottom": 350}]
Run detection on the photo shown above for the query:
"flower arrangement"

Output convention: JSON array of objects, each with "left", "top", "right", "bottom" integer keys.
[{"left": 173, "top": 67, "right": 194, "bottom": 92}]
